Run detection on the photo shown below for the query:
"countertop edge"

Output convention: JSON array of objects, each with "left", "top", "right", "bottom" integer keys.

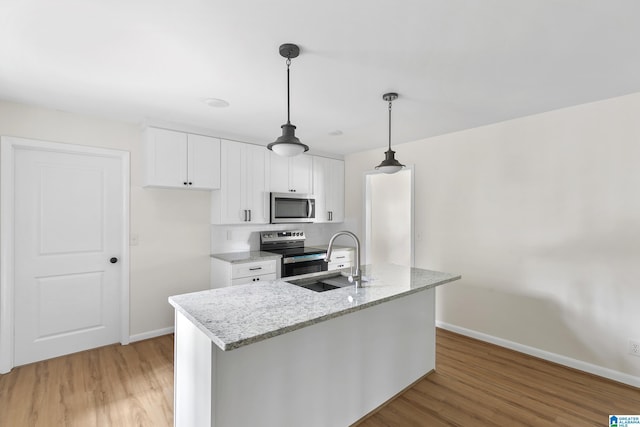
[
  {"left": 210, "top": 251, "right": 282, "bottom": 263},
  {"left": 173, "top": 273, "right": 461, "bottom": 352},
  {"left": 169, "top": 298, "right": 230, "bottom": 351}
]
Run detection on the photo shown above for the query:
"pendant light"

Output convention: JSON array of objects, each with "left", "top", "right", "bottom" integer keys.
[
  {"left": 267, "top": 43, "right": 309, "bottom": 157},
  {"left": 375, "top": 92, "right": 405, "bottom": 174}
]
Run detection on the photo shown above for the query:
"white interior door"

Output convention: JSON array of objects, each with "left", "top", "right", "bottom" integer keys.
[{"left": 11, "top": 142, "right": 126, "bottom": 366}]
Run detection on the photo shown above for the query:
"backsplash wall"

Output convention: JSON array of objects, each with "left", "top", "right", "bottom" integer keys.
[{"left": 210, "top": 222, "right": 348, "bottom": 254}]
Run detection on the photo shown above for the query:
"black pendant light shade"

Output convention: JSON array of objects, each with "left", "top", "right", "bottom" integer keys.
[
  {"left": 375, "top": 92, "right": 405, "bottom": 174},
  {"left": 268, "top": 43, "right": 309, "bottom": 157}
]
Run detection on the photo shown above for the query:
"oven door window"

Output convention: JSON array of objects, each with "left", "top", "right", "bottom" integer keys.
[{"left": 283, "top": 260, "right": 327, "bottom": 277}]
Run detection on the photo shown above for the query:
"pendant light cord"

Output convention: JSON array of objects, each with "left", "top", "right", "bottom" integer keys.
[
  {"left": 388, "top": 99, "right": 392, "bottom": 150},
  {"left": 286, "top": 57, "right": 291, "bottom": 125}
]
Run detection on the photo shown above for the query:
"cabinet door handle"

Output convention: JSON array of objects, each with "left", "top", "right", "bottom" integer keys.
[
  {"left": 248, "top": 210, "right": 252, "bottom": 222},
  {"left": 188, "top": 182, "right": 193, "bottom": 186},
  {"left": 183, "top": 182, "right": 188, "bottom": 186},
  {"left": 336, "top": 256, "right": 346, "bottom": 259},
  {"left": 243, "top": 210, "right": 247, "bottom": 221},
  {"left": 249, "top": 267, "right": 262, "bottom": 271}
]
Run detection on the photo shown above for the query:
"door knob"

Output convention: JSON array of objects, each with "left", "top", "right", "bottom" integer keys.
[{"left": 110, "top": 257, "right": 118, "bottom": 264}]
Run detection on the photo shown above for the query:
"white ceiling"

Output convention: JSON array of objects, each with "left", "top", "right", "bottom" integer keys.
[{"left": 2, "top": 1, "right": 640, "bottom": 156}]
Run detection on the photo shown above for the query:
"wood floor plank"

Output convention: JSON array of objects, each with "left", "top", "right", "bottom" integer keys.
[
  {"left": 1, "top": 328, "right": 638, "bottom": 426},
  {"left": 0, "top": 335, "right": 174, "bottom": 427},
  {"left": 357, "top": 328, "right": 640, "bottom": 426}
]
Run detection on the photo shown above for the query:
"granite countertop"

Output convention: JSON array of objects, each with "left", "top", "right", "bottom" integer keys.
[
  {"left": 210, "top": 251, "right": 282, "bottom": 263},
  {"left": 169, "top": 263, "right": 461, "bottom": 352}
]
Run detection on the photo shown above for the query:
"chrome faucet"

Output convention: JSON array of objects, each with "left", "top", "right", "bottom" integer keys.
[{"left": 325, "top": 231, "right": 362, "bottom": 288}]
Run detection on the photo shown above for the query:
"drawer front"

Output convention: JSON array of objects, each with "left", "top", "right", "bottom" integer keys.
[
  {"left": 231, "top": 273, "right": 276, "bottom": 286},
  {"left": 328, "top": 261, "right": 352, "bottom": 271},
  {"left": 232, "top": 260, "right": 276, "bottom": 279},
  {"left": 330, "top": 250, "right": 353, "bottom": 263}
]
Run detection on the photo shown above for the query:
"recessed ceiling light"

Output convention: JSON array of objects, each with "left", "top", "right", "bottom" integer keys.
[
  {"left": 329, "top": 130, "right": 343, "bottom": 136},
  {"left": 203, "top": 98, "right": 230, "bottom": 108}
]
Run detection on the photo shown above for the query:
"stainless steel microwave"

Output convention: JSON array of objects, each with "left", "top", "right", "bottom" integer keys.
[{"left": 270, "top": 192, "right": 315, "bottom": 223}]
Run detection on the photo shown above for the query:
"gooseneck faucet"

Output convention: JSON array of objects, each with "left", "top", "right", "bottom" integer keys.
[{"left": 325, "top": 231, "right": 362, "bottom": 288}]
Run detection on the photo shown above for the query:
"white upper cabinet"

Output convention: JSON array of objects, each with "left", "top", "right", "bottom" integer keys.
[
  {"left": 313, "top": 156, "right": 345, "bottom": 223},
  {"left": 211, "top": 140, "right": 269, "bottom": 225},
  {"left": 187, "top": 134, "right": 221, "bottom": 189},
  {"left": 143, "top": 127, "right": 220, "bottom": 190},
  {"left": 269, "top": 153, "right": 313, "bottom": 194}
]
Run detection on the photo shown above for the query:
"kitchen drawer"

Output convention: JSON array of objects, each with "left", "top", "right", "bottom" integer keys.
[
  {"left": 232, "top": 260, "right": 276, "bottom": 279},
  {"left": 231, "top": 273, "right": 276, "bottom": 286},
  {"left": 328, "top": 261, "right": 352, "bottom": 272},
  {"left": 329, "top": 249, "right": 353, "bottom": 263}
]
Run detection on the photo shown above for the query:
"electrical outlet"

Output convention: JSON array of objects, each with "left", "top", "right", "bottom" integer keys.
[{"left": 629, "top": 339, "right": 640, "bottom": 357}]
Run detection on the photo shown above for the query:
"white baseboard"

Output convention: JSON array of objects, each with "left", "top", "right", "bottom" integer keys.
[
  {"left": 129, "top": 326, "right": 174, "bottom": 343},
  {"left": 436, "top": 321, "right": 640, "bottom": 389}
]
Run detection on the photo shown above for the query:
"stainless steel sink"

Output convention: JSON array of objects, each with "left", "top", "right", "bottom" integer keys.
[{"left": 287, "top": 272, "right": 367, "bottom": 292}]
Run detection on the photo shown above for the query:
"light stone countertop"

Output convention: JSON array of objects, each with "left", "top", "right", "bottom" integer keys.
[
  {"left": 169, "top": 263, "right": 461, "bottom": 351},
  {"left": 210, "top": 251, "right": 282, "bottom": 263}
]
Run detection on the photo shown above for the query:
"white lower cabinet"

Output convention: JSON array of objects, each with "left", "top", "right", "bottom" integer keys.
[
  {"left": 230, "top": 274, "right": 275, "bottom": 286},
  {"left": 211, "top": 258, "right": 277, "bottom": 288},
  {"left": 327, "top": 248, "right": 353, "bottom": 271}
]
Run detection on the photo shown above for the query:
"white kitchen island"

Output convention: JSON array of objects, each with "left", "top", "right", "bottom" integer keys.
[{"left": 169, "top": 264, "right": 460, "bottom": 427}]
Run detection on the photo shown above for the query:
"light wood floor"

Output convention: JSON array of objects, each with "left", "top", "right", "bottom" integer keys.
[
  {"left": 358, "top": 329, "right": 640, "bottom": 426},
  {"left": 1, "top": 329, "right": 638, "bottom": 426},
  {"left": 0, "top": 335, "right": 174, "bottom": 427}
]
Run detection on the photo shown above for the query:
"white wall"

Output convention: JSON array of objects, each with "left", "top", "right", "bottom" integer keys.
[
  {"left": 344, "top": 92, "right": 640, "bottom": 381},
  {"left": 0, "top": 100, "right": 211, "bottom": 337},
  {"left": 367, "top": 170, "right": 412, "bottom": 266}
]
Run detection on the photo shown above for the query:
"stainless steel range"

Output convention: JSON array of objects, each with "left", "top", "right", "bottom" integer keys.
[{"left": 259, "top": 230, "right": 328, "bottom": 278}]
